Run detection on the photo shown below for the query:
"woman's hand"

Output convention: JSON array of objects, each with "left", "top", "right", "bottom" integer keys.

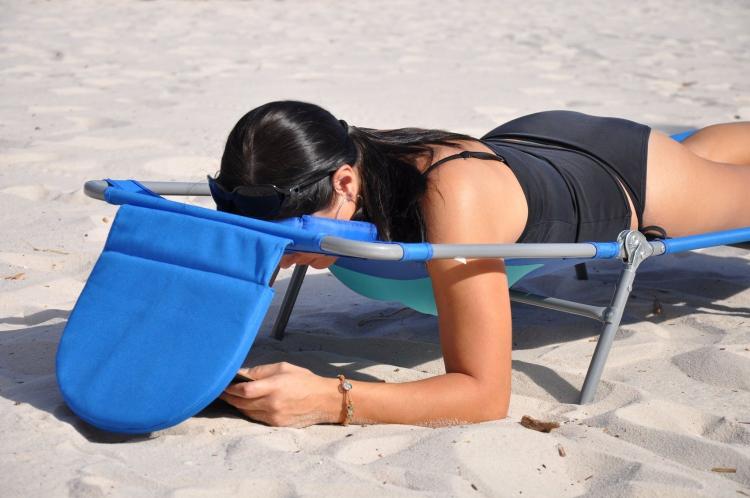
[{"left": 220, "top": 362, "right": 341, "bottom": 428}]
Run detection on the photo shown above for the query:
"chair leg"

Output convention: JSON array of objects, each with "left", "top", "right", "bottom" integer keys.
[
  {"left": 271, "top": 264, "right": 309, "bottom": 341},
  {"left": 578, "top": 263, "right": 638, "bottom": 403},
  {"left": 579, "top": 230, "right": 652, "bottom": 403}
]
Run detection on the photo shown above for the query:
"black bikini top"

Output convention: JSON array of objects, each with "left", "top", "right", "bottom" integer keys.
[
  {"left": 423, "top": 150, "right": 506, "bottom": 176},
  {"left": 422, "top": 147, "right": 669, "bottom": 241}
]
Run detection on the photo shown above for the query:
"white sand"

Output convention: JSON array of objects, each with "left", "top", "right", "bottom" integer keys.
[{"left": 2, "top": 0, "right": 750, "bottom": 496}]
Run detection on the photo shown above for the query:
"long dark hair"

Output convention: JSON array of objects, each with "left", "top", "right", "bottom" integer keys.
[{"left": 217, "top": 100, "right": 477, "bottom": 241}]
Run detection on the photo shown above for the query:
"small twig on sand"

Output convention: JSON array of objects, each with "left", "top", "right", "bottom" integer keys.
[
  {"left": 520, "top": 415, "right": 560, "bottom": 433},
  {"left": 32, "top": 246, "right": 69, "bottom": 255}
]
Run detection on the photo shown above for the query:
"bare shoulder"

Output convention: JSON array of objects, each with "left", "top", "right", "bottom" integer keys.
[{"left": 420, "top": 140, "right": 528, "bottom": 244}]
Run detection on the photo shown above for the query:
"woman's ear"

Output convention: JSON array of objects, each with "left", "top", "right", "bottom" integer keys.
[{"left": 332, "top": 164, "right": 360, "bottom": 201}]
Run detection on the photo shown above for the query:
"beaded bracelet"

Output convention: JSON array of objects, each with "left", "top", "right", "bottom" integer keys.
[{"left": 337, "top": 374, "right": 354, "bottom": 425}]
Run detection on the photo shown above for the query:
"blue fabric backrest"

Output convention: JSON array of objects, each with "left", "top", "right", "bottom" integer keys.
[
  {"left": 105, "top": 188, "right": 326, "bottom": 254},
  {"left": 56, "top": 203, "right": 291, "bottom": 433},
  {"left": 276, "top": 215, "right": 379, "bottom": 241}
]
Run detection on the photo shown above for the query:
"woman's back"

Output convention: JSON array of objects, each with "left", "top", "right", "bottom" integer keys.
[{"left": 417, "top": 139, "right": 528, "bottom": 245}]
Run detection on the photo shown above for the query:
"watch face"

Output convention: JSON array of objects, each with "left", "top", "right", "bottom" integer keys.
[{"left": 342, "top": 381, "right": 353, "bottom": 391}]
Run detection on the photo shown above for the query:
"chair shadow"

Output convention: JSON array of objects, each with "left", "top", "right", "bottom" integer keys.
[
  {"left": 0, "top": 308, "right": 69, "bottom": 326},
  {"left": 2, "top": 246, "right": 749, "bottom": 433},
  {"left": 508, "top": 249, "right": 750, "bottom": 351},
  {"left": 512, "top": 360, "right": 582, "bottom": 404},
  {"left": 0, "top": 321, "right": 155, "bottom": 443},
  {"left": 0, "top": 309, "right": 397, "bottom": 440}
]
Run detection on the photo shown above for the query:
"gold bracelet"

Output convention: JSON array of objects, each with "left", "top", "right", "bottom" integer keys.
[{"left": 337, "top": 374, "right": 354, "bottom": 425}]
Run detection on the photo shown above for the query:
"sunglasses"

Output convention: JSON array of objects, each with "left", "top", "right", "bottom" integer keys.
[{"left": 207, "top": 167, "right": 339, "bottom": 219}]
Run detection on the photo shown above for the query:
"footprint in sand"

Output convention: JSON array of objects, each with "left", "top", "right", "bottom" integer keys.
[
  {"left": 0, "top": 151, "right": 58, "bottom": 167},
  {"left": 334, "top": 434, "right": 417, "bottom": 464},
  {"left": 66, "top": 475, "right": 118, "bottom": 498},
  {"left": 50, "top": 116, "right": 132, "bottom": 136},
  {"left": 39, "top": 159, "right": 100, "bottom": 173},
  {"left": 0, "top": 184, "right": 51, "bottom": 201},
  {"left": 607, "top": 398, "right": 734, "bottom": 438},
  {"left": 586, "top": 398, "right": 750, "bottom": 483},
  {"left": 0, "top": 184, "right": 93, "bottom": 204},
  {"left": 672, "top": 346, "right": 750, "bottom": 391}
]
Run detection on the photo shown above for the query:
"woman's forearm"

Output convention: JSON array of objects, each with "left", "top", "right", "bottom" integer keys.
[{"left": 323, "top": 372, "right": 509, "bottom": 427}]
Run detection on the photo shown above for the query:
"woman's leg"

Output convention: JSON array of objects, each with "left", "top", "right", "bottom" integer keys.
[
  {"left": 642, "top": 129, "right": 750, "bottom": 237},
  {"left": 681, "top": 122, "right": 750, "bottom": 165}
]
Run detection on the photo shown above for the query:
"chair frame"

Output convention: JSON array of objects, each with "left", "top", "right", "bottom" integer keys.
[
  {"left": 84, "top": 179, "right": 750, "bottom": 404},
  {"left": 269, "top": 229, "right": 652, "bottom": 404}
]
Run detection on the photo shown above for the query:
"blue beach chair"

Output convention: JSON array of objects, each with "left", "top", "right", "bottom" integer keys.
[{"left": 57, "top": 130, "right": 750, "bottom": 434}]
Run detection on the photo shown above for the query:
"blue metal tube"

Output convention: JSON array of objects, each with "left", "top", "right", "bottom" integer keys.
[{"left": 662, "top": 227, "right": 750, "bottom": 254}]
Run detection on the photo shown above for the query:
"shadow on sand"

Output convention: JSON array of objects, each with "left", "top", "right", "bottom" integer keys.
[{"left": 1, "top": 246, "right": 749, "bottom": 435}]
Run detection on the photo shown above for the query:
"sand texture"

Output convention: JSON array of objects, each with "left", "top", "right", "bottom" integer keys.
[{"left": 1, "top": 0, "right": 749, "bottom": 496}]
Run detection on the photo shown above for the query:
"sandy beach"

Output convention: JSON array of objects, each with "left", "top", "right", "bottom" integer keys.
[{"left": 1, "top": 0, "right": 750, "bottom": 496}]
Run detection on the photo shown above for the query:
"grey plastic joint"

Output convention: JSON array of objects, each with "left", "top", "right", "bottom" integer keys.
[
  {"left": 84, "top": 180, "right": 109, "bottom": 201},
  {"left": 617, "top": 230, "right": 654, "bottom": 268},
  {"left": 319, "top": 236, "right": 405, "bottom": 260},
  {"left": 648, "top": 240, "right": 667, "bottom": 256}
]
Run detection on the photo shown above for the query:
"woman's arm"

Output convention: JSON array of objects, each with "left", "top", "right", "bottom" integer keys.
[
  {"left": 333, "top": 255, "right": 514, "bottom": 426},
  {"left": 221, "top": 154, "right": 526, "bottom": 426},
  {"left": 413, "top": 154, "right": 526, "bottom": 422},
  {"left": 222, "top": 258, "right": 513, "bottom": 427}
]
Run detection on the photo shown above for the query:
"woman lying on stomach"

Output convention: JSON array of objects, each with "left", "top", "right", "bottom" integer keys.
[{"left": 212, "top": 100, "right": 750, "bottom": 427}]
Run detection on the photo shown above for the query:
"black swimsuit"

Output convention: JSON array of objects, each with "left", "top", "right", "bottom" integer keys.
[{"left": 424, "top": 110, "right": 657, "bottom": 243}]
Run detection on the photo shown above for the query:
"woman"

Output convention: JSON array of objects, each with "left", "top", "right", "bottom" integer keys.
[{"left": 214, "top": 101, "right": 750, "bottom": 427}]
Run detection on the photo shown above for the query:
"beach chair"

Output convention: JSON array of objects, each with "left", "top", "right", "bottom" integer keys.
[{"left": 57, "top": 131, "right": 750, "bottom": 433}]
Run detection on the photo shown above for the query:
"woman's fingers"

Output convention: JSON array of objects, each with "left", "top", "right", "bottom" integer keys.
[
  {"left": 234, "top": 368, "right": 255, "bottom": 381},
  {"left": 223, "top": 362, "right": 305, "bottom": 398},
  {"left": 244, "top": 363, "right": 281, "bottom": 379},
  {"left": 220, "top": 391, "right": 271, "bottom": 411},
  {"left": 219, "top": 362, "right": 327, "bottom": 427},
  {"left": 244, "top": 362, "right": 305, "bottom": 380},
  {"left": 220, "top": 384, "right": 288, "bottom": 426},
  {"left": 223, "top": 363, "right": 296, "bottom": 400},
  {"left": 224, "top": 376, "right": 274, "bottom": 398},
  {"left": 220, "top": 393, "right": 277, "bottom": 425}
]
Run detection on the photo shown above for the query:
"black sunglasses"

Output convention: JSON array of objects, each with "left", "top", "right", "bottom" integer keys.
[{"left": 207, "top": 167, "right": 340, "bottom": 219}]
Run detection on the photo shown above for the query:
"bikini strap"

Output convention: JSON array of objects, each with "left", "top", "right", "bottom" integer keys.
[
  {"left": 423, "top": 150, "right": 506, "bottom": 177},
  {"left": 640, "top": 225, "right": 670, "bottom": 240}
]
